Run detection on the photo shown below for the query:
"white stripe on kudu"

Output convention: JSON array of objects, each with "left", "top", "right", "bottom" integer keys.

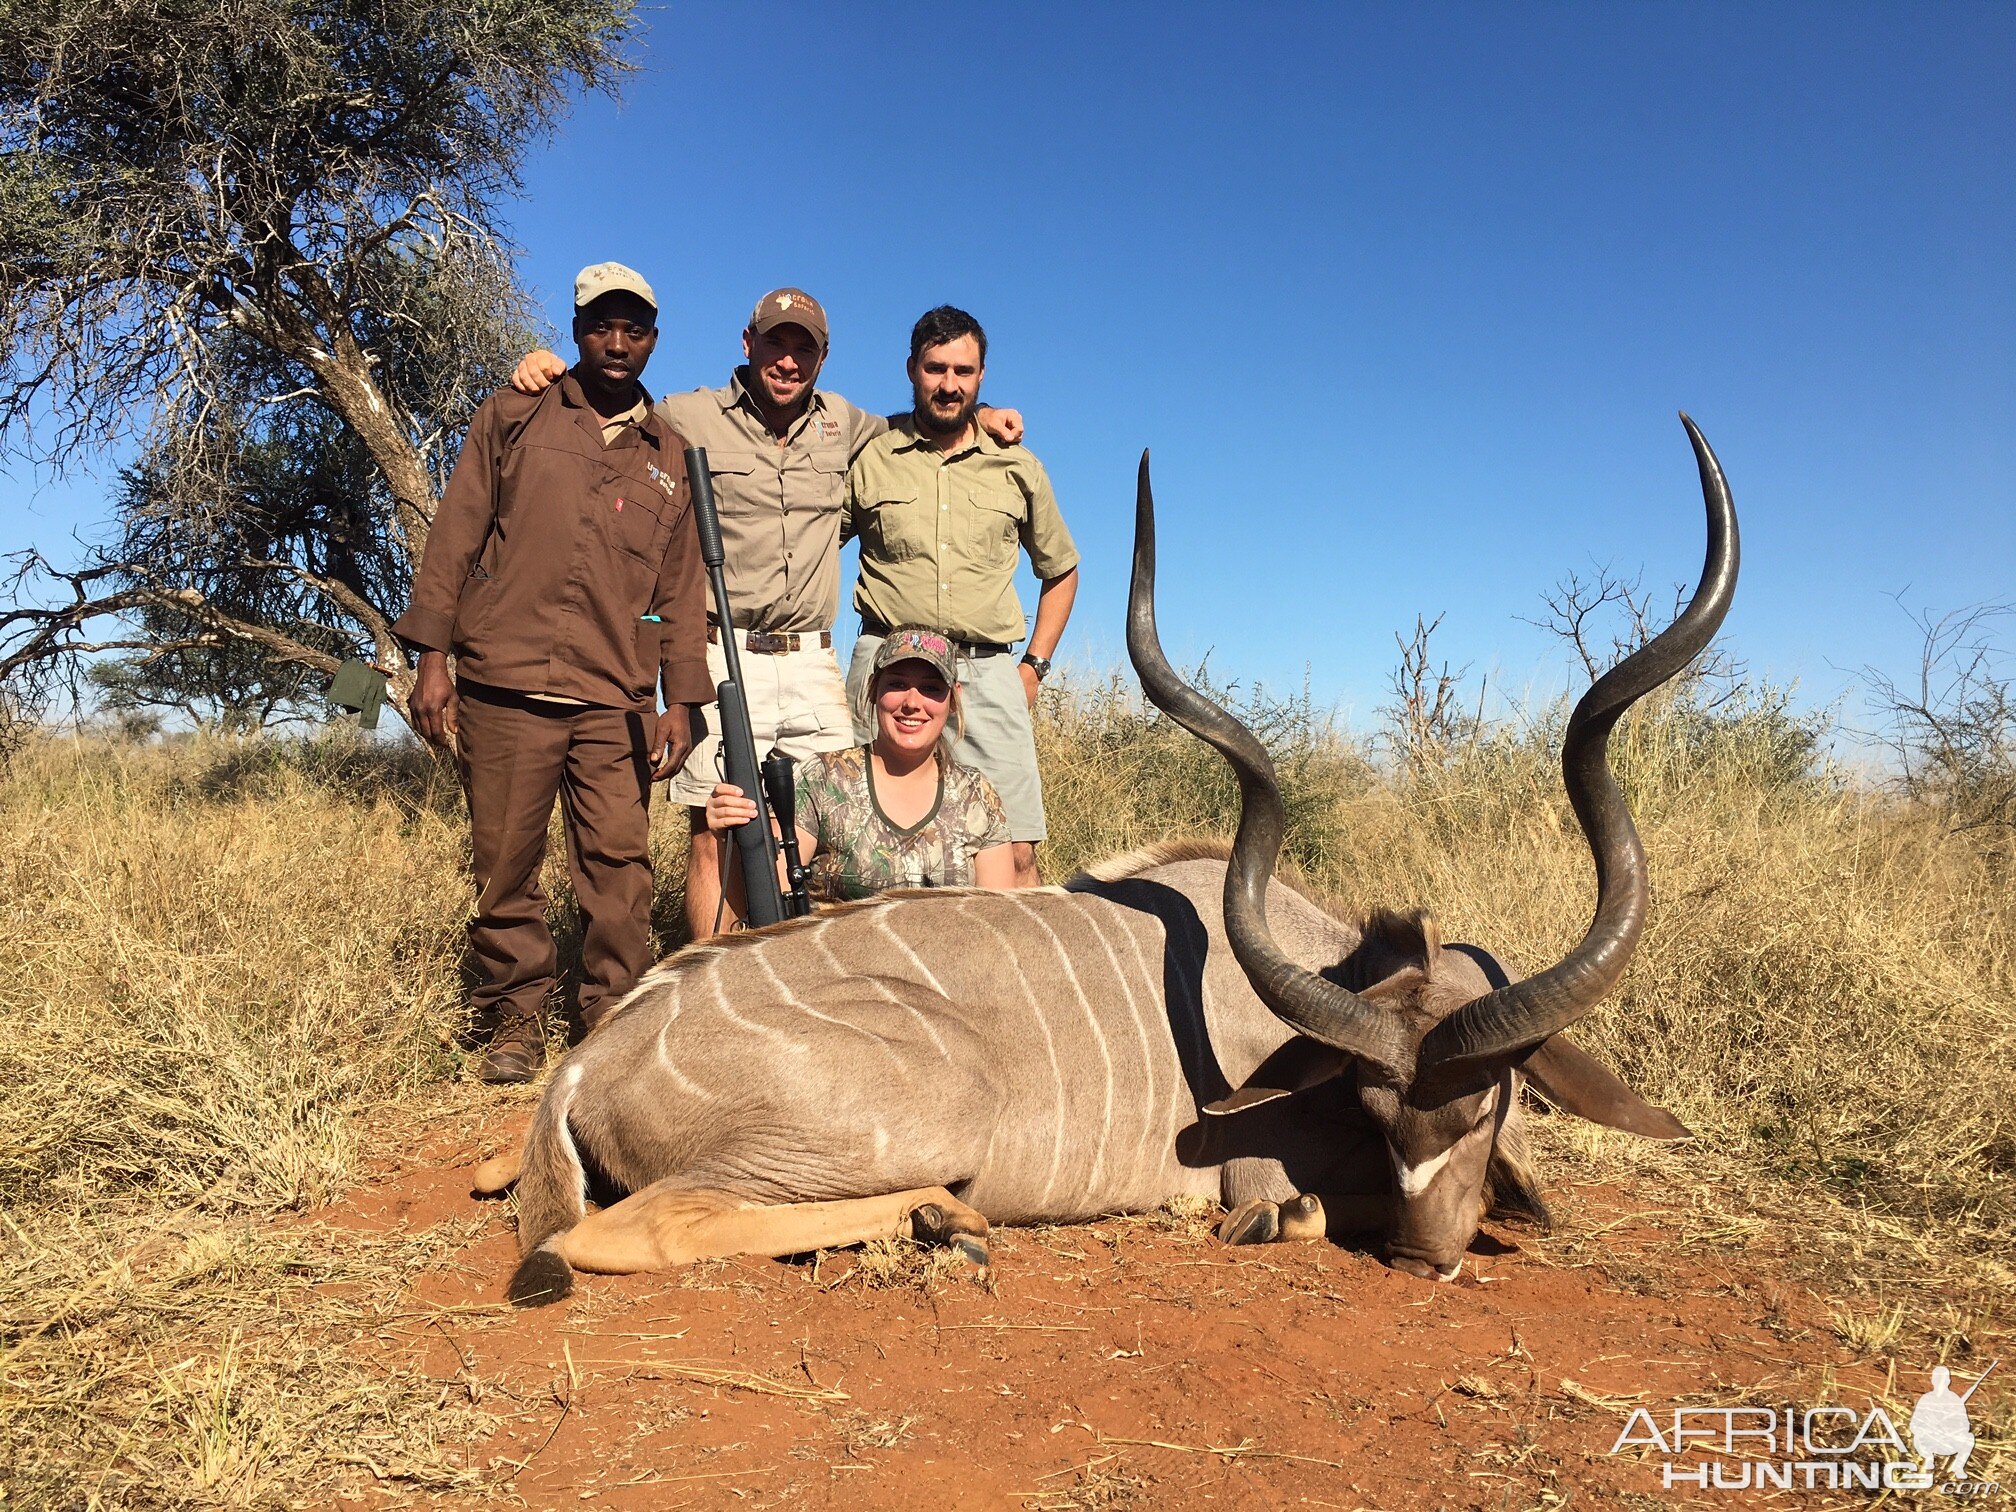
[
  {"left": 1390, "top": 1143, "right": 1454, "bottom": 1197},
  {"left": 1078, "top": 906, "right": 1163, "bottom": 1188},
  {"left": 874, "top": 909, "right": 950, "bottom": 999},
  {"left": 1011, "top": 896, "right": 1117, "bottom": 1194},
  {"left": 748, "top": 941, "right": 910, "bottom": 1067},
  {"left": 966, "top": 905, "right": 1070, "bottom": 1205},
  {"left": 705, "top": 966, "right": 803, "bottom": 1055},
  {"left": 653, "top": 1017, "right": 711, "bottom": 1100},
  {"left": 811, "top": 921, "right": 954, "bottom": 1062}
]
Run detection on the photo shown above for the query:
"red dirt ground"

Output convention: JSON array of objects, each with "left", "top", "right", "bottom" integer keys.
[{"left": 319, "top": 1110, "right": 1904, "bottom": 1511}]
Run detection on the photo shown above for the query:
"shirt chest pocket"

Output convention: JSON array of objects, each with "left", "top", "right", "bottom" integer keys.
[
  {"left": 782, "top": 446, "right": 848, "bottom": 513},
  {"left": 703, "top": 450, "right": 761, "bottom": 516},
  {"left": 965, "top": 487, "right": 1024, "bottom": 571},
  {"left": 608, "top": 484, "right": 670, "bottom": 567},
  {"left": 862, "top": 492, "right": 934, "bottom": 563}
]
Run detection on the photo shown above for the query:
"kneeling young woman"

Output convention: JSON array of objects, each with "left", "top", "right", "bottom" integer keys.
[{"left": 704, "top": 627, "right": 1015, "bottom": 911}]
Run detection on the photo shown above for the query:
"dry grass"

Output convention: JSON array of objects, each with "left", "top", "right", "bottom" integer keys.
[
  {"left": 1018, "top": 1457, "right": 1153, "bottom": 1509},
  {"left": 1125, "top": 1193, "right": 1219, "bottom": 1243},
  {"left": 0, "top": 734, "right": 691, "bottom": 1506},
  {"left": 831, "top": 1409, "right": 919, "bottom": 1457},
  {"left": 3, "top": 671, "right": 2013, "bottom": 1501},
  {"left": 827, "top": 1235, "right": 978, "bottom": 1293}
]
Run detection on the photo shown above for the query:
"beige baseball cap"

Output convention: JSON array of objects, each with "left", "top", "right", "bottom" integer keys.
[
  {"left": 574, "top": 262, "right": 657, "bottom": 312},
  {"left": 748, "top": 287, "right": 829, "bottom": 348}
]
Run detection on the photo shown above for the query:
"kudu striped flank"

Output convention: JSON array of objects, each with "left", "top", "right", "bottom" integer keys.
[{"left": 484, "top": 415, "right": 1738, "bottom": 1303}]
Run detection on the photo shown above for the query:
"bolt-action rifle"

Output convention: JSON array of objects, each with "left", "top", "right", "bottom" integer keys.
[{"left": 685, "top": 445, "right": 805, "bottom": 927}]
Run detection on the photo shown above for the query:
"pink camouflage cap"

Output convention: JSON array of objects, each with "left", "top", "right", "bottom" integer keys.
[{"left": 871, "top": 626, "right": 958, "bottom": 685}]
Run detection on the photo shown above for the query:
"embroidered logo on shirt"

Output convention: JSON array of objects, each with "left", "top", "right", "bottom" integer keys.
[
  {"left": 644, "top": 461, "right": 679, "bottom": 499},
  {"left": 817, "top": 418, "right": 841, "bottom": 441}
]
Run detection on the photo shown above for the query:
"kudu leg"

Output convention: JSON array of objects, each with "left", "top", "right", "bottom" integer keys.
[{"left": 556, "top": 1182, "right": 990, "bottom": 1277}]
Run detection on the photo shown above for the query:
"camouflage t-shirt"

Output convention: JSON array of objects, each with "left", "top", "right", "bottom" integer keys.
[{"left": 794, "top": 745, "right": 1011, "bottom": 900}]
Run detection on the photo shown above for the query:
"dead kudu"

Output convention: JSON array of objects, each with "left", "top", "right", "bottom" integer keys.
[{"left": 483, "top": 416, "right": 1737, "bottom": 1303}]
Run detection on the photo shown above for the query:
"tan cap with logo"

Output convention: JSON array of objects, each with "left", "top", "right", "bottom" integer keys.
[
  {"left": 574, "top": 262, "right": 657, "bottom": 312},
  {"left": 748, "top": 287, "right": 829, "bottom": 348}
]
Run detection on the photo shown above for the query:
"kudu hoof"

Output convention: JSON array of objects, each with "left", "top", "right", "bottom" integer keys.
[
  {"left": 471, "top": 1150, "right": 522, "bottom": 1195},
  {"left": 950, "top": 1235, "right": 994, "bottom": 1286},
  {"left": 1277, "top": 1192, "right": 1326, "bottom": 1242},
  {"left": 1219, "top": 1193, "right": 1326, "bottom": 1246},
  {"left": 910, "top": 1203, "right": 994, "bottom": 1284},
  {"left": 1217, "top": 1199, "right": 1281, "bottom": 1246}
]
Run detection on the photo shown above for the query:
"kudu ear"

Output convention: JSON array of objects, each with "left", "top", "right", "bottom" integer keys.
[
  {"left": 1204, "top": 1038, "right": 1352, "bottom": 1117},
  {"left": 1521, "top": 1036, "right": 1691, "bottom": 1140}
]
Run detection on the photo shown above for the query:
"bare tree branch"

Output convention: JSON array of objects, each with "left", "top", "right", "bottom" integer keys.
[
  {"left": 1381, "top": 613, "right": 1481, "bottom": 775},
  {"left": 1864, "top": 599, "right": 2015, "bottom": 832}
]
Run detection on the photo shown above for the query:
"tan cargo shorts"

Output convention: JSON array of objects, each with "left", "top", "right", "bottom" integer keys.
[
  {"left": 667, "top": 636, "right": 857, "bottom": 807},
  {"left": 846, "top": 631, "right": 1047, "bottom": 844}
]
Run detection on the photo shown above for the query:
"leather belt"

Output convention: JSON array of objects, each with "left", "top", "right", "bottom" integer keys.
[
  {"left": 859, "top": 616, "right": 1014, "bottom": 657},
  {"left": 707, "top": 624, "right": 833, "bottom": 654}
]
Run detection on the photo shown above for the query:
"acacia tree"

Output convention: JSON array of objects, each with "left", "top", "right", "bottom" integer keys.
[
  {"left": 0, "top": 0, "right": 635, "bottom": 730},
  {"left": 1865, "top": 602, "right": 2015, "bottom": 832}
]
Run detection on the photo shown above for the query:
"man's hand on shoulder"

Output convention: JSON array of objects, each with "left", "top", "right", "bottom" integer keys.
[
  {"left": 509, "top": 349, "right": 568, "bottom": 395},
  {"left": 978, "top": 406, "right": 1024, "bottom": 446},
  {"left": 651, "top": 705, "right": 696, "bottom": 780}
]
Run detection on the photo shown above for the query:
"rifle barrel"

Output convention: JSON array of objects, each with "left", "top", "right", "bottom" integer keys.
[
  {"left": 1959, "top": 1358, "right": 1999, "bottom": 1403},
  {"left": 686, "top": 445, "right": 787, "bottom": 927}
]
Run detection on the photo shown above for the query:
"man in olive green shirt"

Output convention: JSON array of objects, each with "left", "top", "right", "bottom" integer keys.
[
  {"left": 843, "top": 305, "right": 1079, "bottom": 888},
  {"left": 510, "top": 289, "right": 1023, "bottom": 935}
]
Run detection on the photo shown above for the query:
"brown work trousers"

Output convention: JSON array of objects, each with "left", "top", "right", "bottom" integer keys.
[{"left": 455, "top": 680, "right": 656, "bottom": 1036}]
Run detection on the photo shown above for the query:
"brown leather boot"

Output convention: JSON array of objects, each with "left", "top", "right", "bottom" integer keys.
[{"left": 476, "top": 1016, "right": 545, "bottom": 1084}]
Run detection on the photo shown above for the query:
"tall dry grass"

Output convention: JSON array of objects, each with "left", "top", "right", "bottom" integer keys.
[
  {"left": 0, "top": 739, "right": 464, "bottom": 1223},
  {"left": 0, "top": 734, "right": 693, "bottom": 1504},
  {"left": 1, "top": 675, "right": 2011, "bottom": 1503}
]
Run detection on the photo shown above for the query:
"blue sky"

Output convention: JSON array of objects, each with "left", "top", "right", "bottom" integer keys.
[{"left": 5, "top": 2, "right": 2010, "bottom": 739}]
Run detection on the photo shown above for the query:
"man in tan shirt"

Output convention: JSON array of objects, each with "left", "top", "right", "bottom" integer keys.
[
  {"left": 395, "top": 263, "right": 709, "bottom": 1082},
  {"left": 510, "top": 290, "right": 1022, "bottom": 935},
  {"left": 843, "top": 305, "right": 1079, "bottom": 888}
]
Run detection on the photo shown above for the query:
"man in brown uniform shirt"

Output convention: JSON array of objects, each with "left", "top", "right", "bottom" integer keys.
[
  {"left": 394, "top": 263, "right": 710, "bottom": 1083},
  {"left": 509, "top": 290, "right": 1022, "bottom": 935}
]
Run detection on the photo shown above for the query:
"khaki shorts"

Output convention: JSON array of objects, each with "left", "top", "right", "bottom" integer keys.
[
  {"left": 667, "top": 636, "right": 856, "bottom": 806},
  {"left": 847, "top": 632, "right": 1047, "bottom": 843}
]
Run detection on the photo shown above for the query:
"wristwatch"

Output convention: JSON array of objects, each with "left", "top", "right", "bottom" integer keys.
[{"left": 1020, "top": 653, "right": 1052, "bottom": 681}]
